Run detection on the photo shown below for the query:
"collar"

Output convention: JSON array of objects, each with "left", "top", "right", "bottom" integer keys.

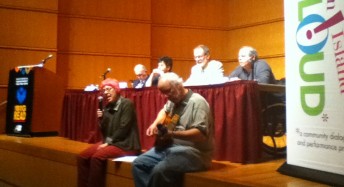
[
  {"left": 107, "top": 96, "right": 123, "bottom": 111},
  {"left": 180, "top": 89, "right": 193, "bottom": 106}
]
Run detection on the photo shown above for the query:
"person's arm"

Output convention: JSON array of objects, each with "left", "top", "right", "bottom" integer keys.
[
  {"left": 255, "top": 61, "right": 274, "bottom": 84},
  {"left": 228, "top": 66, "right": 241, "bottom": 78},
  {"left": 183, "top": 66, "right": 196, "bottom": 86},
  {"left": 208, "top": 60, "right": 225, "bottom": 84},
  {"left": 171, "top": 100, "right": 211, "bottom": 143},
  {"left": 145, "top": 69, "right": 163, "bottom": 87},
  {"left": 256, "top": 69, "right": 271, "bottom": 83},
  {"left": 145, "top": 73, "right": 154, "bottom": 87},
  {"left": 168, "top": 128, "right": 206, "bottom": 142},
  {"left": 146, "top": 108, "right": 167, "bottom": 136},
  {"left": 132, "top": 79, "right": 139, "bottom": 88}
]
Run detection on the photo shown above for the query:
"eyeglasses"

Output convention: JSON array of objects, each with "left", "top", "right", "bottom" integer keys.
[
  {"left": 136, "top": 74, "right": 146, "bottom": 77},
  {"left": 103, "top": 87, "right": 113, "bottom": 93},
  {"left": 194, "top": 55, "right": 205, "bottom": 60}
]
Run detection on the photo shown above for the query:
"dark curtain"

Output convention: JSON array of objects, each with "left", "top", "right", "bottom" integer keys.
[
  {"left": 61, "top": 90, "right": 102, "bottom": 143},
  {"left": 61, "top": 81, "right": 262, "bottom": 163}
]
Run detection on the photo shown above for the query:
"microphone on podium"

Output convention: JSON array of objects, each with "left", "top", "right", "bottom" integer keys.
[
  {"left": 42, "top": 54, "right": 53, "bottom": 64},
  {"left": 17, "top": 54, "right": 54, "bottom": 68},
  {"left": 37, "top": 54, "right": 53, "bottom": 67},
  {"left": 102, "top": 68, "right": 111, "bottom": 80}
]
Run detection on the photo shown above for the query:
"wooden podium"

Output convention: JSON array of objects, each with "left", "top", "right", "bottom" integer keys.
[{"left": 6, "top": 67, "right": 64, "bottom": 137}]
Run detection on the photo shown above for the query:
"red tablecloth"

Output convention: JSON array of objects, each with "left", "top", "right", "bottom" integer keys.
[{"left": 61, "top": 80, "right": 262, "bottom": 163}]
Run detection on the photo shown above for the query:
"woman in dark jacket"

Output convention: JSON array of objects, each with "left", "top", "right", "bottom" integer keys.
[{"left": 77, "top": 78, "right": 141, "bottom": 187}]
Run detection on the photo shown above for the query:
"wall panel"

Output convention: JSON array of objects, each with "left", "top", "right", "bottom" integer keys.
[
  {"left": 152, "top": 0, "right": 231, "bottom": 28},
  {"left": 226, "top": 0, "right": 285, "bottom": 79},
  {"left": 151, "top": 26, "right": 229, "bottom": 59},
  {"left": 58, "top": 0, "right": 151, "bottom": 21},
  {"left": 57, "top": 0, "right": 152, "bottom": 89},
  {"left": 0, "top": 0, "right": 57, "bottom": 10},
  {"left": 225, "top": 20, "right": 285, "bottom": 79},
  {"left": 0, "top": 87, "right": 7, "bottom": 134},
  {"left": 226, "top": 21, "right": 284, "bottom": 60},
  {"left": 58, "top": 54, "right": 151, "bottom": 89},
  {"left": 267, "top": 57, "right": 285, "bottom": 80},
  {"left": 0, "top": 3, "right": 58, "bottom": 86},
  {"left": 58, "top": 17, "right": 150, "bottom": 55},
  {"left": 0, "top": 9, "right": 56, "bottom": 50},
  {"left": 228, "top": 0, "right": 284, "bottom": 27}
]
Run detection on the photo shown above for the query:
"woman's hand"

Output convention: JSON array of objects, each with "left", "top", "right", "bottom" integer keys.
[
  {"left": 97, "top": 143, "right": 108, "bottom": 149},
  {"left": 97, "top": 109, "right": 103, "bottom": 118}
]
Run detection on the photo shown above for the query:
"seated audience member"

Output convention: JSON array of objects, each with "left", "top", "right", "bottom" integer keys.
[
  {"left": 228, "top": 46, "right": 276, "bottom": 84},
  {"left": 77, "top": 78, "right": 141, "bottom": 187},
  {"left": 133, "top": 64, "right": 149, "bottom": 88},
  {"left": 132, "top": 72, "right": 214, "bottom": 187},
  {"left": 184, "top": 44, "right": 227, "bottom": 86},
  {"left": 145, "top": 56, "right": 173, "bottom": 87}
]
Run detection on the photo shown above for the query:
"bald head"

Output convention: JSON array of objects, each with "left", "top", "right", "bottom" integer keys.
[
  {"left": 158, "top": 73, "right": 187, "bottom": 104},
  {"left": 158, "top": 72, "right": 183, "bottom": 86},
  {"left": 238, "top": 46, "right": 258, "bottom": 67},
  {"left": 134, "top": 64, "right": 148, "bottom": 81}
]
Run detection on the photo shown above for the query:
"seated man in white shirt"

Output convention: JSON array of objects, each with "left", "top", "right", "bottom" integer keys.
[{"left": 184, "top": 44, "right": 227, "bottom": 86}]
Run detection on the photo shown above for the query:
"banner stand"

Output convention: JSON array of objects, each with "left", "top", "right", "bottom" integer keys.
[{"left": 278, "top": 162, "right": 344, "bottom": 186}]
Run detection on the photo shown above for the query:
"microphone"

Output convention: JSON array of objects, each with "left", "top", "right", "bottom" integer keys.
[
  {"left": 18, "top": 54, "right": 53, "bottom": 68},
  {"left": 98, "top": 96, "right": 103, "bottom": 111},
  {"left": 41, "top": 54, "right": 53, "bottom": 65},
  {"left": 102, "top": 68, "right": 111, "bottom": 80},
  {"left": 36, "top": 54, "right": 53, "bottom": 67}
]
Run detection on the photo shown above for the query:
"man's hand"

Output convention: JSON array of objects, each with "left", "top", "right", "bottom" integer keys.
[
  {"left": 146, "top": 123, "right": 158, "bottom": 136},
  {"left": 154, "top": 124, "right": 173, "bottom": 151}
]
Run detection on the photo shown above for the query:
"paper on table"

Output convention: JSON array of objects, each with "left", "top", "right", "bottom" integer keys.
[{"left": 113, "top": 156, "right": 138, "bottom": 162}]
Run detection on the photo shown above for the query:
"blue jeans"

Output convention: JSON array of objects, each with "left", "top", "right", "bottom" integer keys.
[{"left": 132, "top": 145, "right": 210, "bottom": 187}]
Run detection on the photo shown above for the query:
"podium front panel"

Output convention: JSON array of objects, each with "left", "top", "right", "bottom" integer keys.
[{"left": 6, "top": 68, "right": 35, "bottom": 136}]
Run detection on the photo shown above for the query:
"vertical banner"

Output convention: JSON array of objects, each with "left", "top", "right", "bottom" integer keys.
[
  {"left": 283, "top": 0, "right": 344, "bottom": 182},
  {"left": 6, "top": 67, "right": 35, "bottom": 136}
]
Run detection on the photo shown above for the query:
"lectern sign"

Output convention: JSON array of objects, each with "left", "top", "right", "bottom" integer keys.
[
  {"left": 283, "top": 0, "right": 344, "bottom": 182},
  {"left": 6, "top": 67, "right": 35, "bottom": 136}
]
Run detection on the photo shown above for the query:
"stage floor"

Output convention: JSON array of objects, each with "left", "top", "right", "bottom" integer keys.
[{"left": 0, "top": 135, "right": 331, "bottom": 187}]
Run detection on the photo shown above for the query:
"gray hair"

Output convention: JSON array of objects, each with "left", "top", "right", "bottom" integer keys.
[
  {"left": 241, "top": 46, "right": 259, "bottom": 59},
  {"left": 194, "top": 44, "right": 210, "bottom": 55},
  {"left": 134, "top": 64, "right": 147, "bottom": 73},
  {"left": 160, "top": 72, "right": 183, "bottom": 85}
]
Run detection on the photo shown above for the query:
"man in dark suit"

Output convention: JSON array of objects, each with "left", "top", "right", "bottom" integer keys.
[{"left": 133, "top": 64, "right": 149, "bottom": 88}]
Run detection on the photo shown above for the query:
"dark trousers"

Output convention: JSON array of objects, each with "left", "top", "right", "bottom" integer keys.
[{"left": 77, "top": 142, "right": 135, "bottom": 187}]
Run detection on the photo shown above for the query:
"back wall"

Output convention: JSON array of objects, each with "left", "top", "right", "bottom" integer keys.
[{"left": 0, "top": 0, "right": 284, "bottom": 132}]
